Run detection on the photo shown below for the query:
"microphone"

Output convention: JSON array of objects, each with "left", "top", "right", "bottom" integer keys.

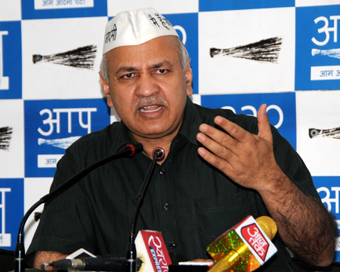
[
  {"left": 126, "top": 147, "right": 165, "bottom": 272},
  {"left": 14, "top": 143, "right": 143, "bottom": 272},
  {"left": 43, "top": 257, "right": 142, "bottom": 271},
  {"left": 153, "top": 147, "right": 165, "bottom": 161},
  {"left": 207, "top": 216, "right": 277, "bottom": 272},
  {"left": 135, "top": 230, "right": 172, "bottom": 272}
]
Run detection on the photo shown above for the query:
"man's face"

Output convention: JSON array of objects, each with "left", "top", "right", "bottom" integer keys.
[{"left": 100, "top": 36, "right": 193, "bottom": 141}]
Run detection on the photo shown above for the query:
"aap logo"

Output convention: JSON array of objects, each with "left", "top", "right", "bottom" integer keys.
[
  {"left": 22, "top": 0, "right": 107, "bottom": 19},
  {"left": 296, "top": 6, "right": 340, "bottom": 90},
  {"left": 25, "top": 99, "right": 110, "bottom": 177}
]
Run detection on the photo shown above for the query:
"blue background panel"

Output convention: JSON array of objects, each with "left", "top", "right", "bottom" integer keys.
[
  {"left": 313, "top": 176, "right": 340, "bottom": 261},
  {"left": 199, "top": 0, "right": 295, "bottom": 12},
  {"left": 201, "top": 93, "right": 297, "bottom": 149},
  {"left": 166, "top": 13, "right": 199, "bottom": 94},
  {"left": 296, "top": 5, "right": 340, "bottom": 90},
  {"left": 0, "top": 21, "right": 22, "bottom": 99},
  {"left": 0, "top": 179, "right": 24, "bottom": 251}
]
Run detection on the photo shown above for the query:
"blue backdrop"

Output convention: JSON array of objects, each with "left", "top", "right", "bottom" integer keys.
[{"left": 0, "top": 0, "right": 339, "bottom": 262}]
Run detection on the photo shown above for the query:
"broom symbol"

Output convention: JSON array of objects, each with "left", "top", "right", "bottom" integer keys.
[
  {"left": 0, "top": 126, "right": 12, "bottom": 151},
  {"left": 309, "top": 127, "right": 340, "bottom": 139},
  {"left": 210, "top": 37, "right": 282, "bottom": 63},
  {"left": 33, "top": 45, "right": 97, "bottom": 69}
]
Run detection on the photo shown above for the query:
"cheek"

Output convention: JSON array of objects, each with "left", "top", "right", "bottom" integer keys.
[
  {"left": 110, "top": 88, "right": 136, "bottom": 115},
  {"left": 168, "top": 82, "right": 188, "bottom": 106}
]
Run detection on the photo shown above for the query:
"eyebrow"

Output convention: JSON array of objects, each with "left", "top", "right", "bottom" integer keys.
[
  {"left": 115, "top": 60, "right": 174, "bottom": 76},
  {"left": 115, "top": 66, "right": 136, "bottom": 76},
  {"left": 152, "top": 60, "right": 173, "bottom": 69}
]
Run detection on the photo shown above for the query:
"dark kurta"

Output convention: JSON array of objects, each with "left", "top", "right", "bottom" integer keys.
[{"left": 27, "top": 98, "right": 319, "bottom": 271}]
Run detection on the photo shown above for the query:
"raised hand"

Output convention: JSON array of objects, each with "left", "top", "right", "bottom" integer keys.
[{"left": 196, "top": 104, "right": 282, "bottom": 192}]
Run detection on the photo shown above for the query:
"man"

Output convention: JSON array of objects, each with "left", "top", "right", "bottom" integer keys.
[{"left": 28, "top": 8, "right": 336, "bottom": 271}]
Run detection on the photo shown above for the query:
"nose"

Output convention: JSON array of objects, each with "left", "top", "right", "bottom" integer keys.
[{"left": 135, "top": 74, "right": 160, "bottom": 97}]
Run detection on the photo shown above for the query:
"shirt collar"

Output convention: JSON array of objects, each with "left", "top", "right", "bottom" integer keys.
[
  {"left": 108, "top": 121, "right": 136, "bottom": 155},
  {"left": 177, "top": 97, "right": 201, "bottom": 146}
]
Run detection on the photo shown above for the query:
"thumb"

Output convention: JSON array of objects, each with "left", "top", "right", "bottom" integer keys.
[{"left": 257, "top": 104, "right": 273, "bottom": 142}]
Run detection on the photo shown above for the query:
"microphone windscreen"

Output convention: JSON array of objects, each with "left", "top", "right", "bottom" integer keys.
[
  {"left": 152, "top": 147, "right": 165, "bottom": 161},
  {"left": 256, "top": 216, "right": 277, "bottom": 240},
  {"left": 134, "top": 143, "right": 143, "bottom": 154},
  {"left": 135, "top": 230, "right": 172, "bottom": 272}
]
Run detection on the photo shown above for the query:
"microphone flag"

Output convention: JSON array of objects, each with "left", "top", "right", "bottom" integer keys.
[
  {"left": 207, "top": 216, "right": 277, "bottom": 272},
  {"left": 135, "top": 230, "right": 172, "bottom": 272}
]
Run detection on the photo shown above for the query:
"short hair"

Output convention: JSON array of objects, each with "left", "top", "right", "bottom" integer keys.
[{"left": 100, "top": 37, "right": 190, "bottom": 82}]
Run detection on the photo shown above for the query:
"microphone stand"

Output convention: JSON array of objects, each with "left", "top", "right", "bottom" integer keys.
[
  {"left": 14, "top": 143, "right": 143, "bottom": 272},
  {"left": 126, "top": 148, "right": 164, "bottom": 272}
]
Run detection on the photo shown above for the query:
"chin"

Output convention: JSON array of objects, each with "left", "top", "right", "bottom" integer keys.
[{"left": 136, "top": 127, "right": 176, "bottom": 139}]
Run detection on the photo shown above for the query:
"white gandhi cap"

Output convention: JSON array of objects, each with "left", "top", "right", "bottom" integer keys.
[{"left": 103, "top": 8, "right": 179, "bottom": 55}]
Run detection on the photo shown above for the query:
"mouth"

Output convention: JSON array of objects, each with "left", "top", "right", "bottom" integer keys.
[{"left": 139, "top": 105, "right": 163, "bottom": 113}]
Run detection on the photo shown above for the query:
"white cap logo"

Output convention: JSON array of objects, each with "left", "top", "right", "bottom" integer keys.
[{"left": 103, "top": 8, "right": 179, "bottom": 55}]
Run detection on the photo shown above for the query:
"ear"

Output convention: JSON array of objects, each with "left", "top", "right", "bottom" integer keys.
[
  {"left": 99, "top": 72, "right": 113, "bottom": 107},
  {"left": 184, "top": 59, "right": 193, "bottom": 96}
]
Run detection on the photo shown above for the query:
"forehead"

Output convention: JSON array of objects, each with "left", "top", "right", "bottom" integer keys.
[{"left": 106, "top": 36, "right": 181, "bottom": 68}]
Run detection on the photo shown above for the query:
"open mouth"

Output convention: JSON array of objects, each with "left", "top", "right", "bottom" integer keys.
[{"left": 140, "top": 105, "right": 162, "bottom": 113}]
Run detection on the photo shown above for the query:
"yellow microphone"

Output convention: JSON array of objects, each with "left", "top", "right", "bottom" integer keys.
[{"left": 207, "top": 216, "right": 278, "bottom": 272}]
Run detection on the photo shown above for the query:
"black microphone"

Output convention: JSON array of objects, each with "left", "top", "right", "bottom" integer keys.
[
  {"left": 153, "top": 147, "right": 165, "bottom": 161},
  {"left": 126, "top": 147, "right": 165, "bottom": 272},
  {"left": 43, "top": 257, "right": 142, "bottom": 271},
  {"left": 14, "top": 143, "right": 143, "bottom": 272}
]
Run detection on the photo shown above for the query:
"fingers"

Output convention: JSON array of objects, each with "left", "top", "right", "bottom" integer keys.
[
  {"left": 197, "top": 114, "right": 253, "bottom": 154},
  {"left": 196, "top": 121, "right": 235, "bottom": 160},
  {"left": 214, "top": 116, "right": 250, "bottom": 143},
  {"left": 196, "top": 128, "right": 231, "bottom": 170},
  {"left": 196, "top": 104, "right": 273, "bottom": 172},
  {"left": 198, "top": 116, "right": 250, "bottom": 146},
  {"left": 196, "top": 103, "right": 273, "bottom": 155},
  {"left": 196, "top": 105, "right": 276, "bottom": 190},
  {"left": 197, "top": 145, "right": 231, "bottom": 173},
  {"left": 197, "top": 117, "right": 245, "bottom": 171},
  {"left": 257, "top": 104, "right": 273, "bottom": 143}
]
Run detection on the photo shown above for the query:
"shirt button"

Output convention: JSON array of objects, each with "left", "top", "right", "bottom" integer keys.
[
  {"left": 169, "top": 242, "right": 176, "bottom": 249},
  {"left": 159, "top": 169, "right": 165, "bottom": 175},
  {"left": 163, "top": 203, "right": 170, "bottom": 210}
]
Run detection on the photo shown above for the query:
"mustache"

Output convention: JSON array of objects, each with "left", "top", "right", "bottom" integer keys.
[{"left": 134, "top": 97, "right": 166, "bottom": 110}]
